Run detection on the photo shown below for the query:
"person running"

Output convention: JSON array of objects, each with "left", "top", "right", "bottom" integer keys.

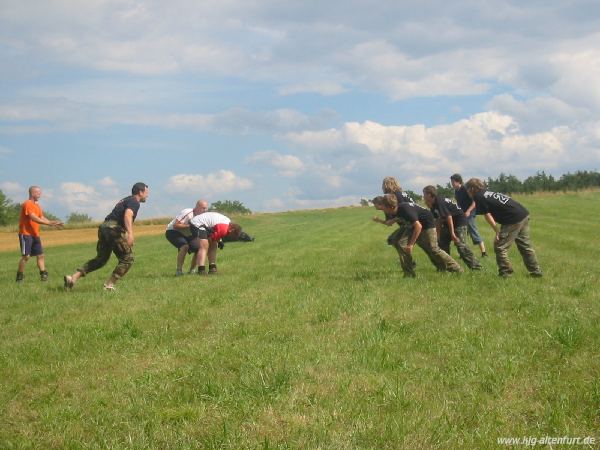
[
  {"left": 450, "top": 173, "right": 488, "bottom": 257},
  {"left": 189, "top": 211, "right": 241, "bottom": 275},
  {"left": 422, "top": 185, "right": 482, "bottom": 270},
  {"left": 165, "top": 200, "right": 208, "bottom": 276},
  {"left": 16, "top": 186, "right": 63, "bottom": 283},
  {"left": 374, "top": 194, "right": 463, "bottom": 277},
  {"left": 465, "top": 178, "right": 542, "bottom": 278},
  {"left": 63, "top": 182, "right": 149, "bottom": 291}
]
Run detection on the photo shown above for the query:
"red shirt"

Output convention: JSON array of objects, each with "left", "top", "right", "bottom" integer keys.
[{"left": 19, "top": 200, "right": 42, "bottom": 236}]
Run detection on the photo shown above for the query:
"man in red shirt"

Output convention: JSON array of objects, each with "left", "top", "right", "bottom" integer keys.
[{"left": 16, "top": 186, "right": 63, "bottom": 283}]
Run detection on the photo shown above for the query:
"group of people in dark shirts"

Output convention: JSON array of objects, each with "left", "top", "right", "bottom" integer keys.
[{"left": 372, "top": 174, "right": 543, "bottom": 278}]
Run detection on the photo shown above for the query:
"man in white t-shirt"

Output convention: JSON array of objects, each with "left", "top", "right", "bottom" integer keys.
[
  {"left": 189, "top": 211, "right": 241, "bottom": 275},
  {"left": 165, "top": 200, "right": 208, "bottom": 275}
]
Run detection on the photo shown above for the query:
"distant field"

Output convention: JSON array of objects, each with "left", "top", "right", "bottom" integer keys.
[{"left": 0, "top": 193, "right": 598, "bottom": 449}]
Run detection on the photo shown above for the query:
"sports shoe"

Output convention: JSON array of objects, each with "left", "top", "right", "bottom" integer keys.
[
  {"left": 175, "top": 270, "right": 184, "bottom": 277},
  {"left": 482, "top": 252, "right": 488, "bottom": 257},
  {"left": 63, "top": 275, "right": 74, "bottom": 289},
  {"left": 208, "top": 264, "right": 217, "bottom": 275},
  {"left": 187, "top": 269, "right": 197, "bottom": 275},
  {"left": 16, "top": 272, "right": 24, "bottom": 283},
  {"left": 40, "top": 270, "right": 48, "bottom": 281},
  {"left": 103, "top": 284, "right": 116, "bottom": 291}
]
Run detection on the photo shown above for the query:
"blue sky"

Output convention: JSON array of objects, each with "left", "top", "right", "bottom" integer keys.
[{"left": 1, "top": 0, "right": 599, "bottom": 219}]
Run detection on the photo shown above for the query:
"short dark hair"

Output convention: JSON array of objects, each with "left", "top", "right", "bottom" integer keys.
[
  {"left": 132, "top": 182, "right": 148, "bottom": 195},
  {"left": 450, "top": 173, "right": 463, "bottom": 183}
]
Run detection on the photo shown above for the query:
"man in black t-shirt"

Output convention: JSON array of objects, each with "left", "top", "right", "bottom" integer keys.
[
  {"left": 450, "top": 174, "right": 487, "bottom": 257},
  {"left": 423, "top": 185, "right": 482, "bottom": 270},
  {"left": 64, "top": 182, "right": 150, "bottom": 291},
  {"left": 465, "top": 178, "right": 542, "bottom": 278},
  {"left": 374, "top": 194, "right": 463, "bottom": 277}
]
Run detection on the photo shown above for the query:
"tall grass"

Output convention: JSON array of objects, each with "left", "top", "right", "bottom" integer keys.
[{"left": 0, "top": 193, "right": 598, "bottom": 449}]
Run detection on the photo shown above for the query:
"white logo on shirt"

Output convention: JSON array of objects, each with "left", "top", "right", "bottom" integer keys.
[{"left": 484, "top": 191, "right": 510, "bottom": 204}]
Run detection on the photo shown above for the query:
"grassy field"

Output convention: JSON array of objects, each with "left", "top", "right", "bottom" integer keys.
[{"left": 1, "top": 192, "right": 598, "bottom": 449}]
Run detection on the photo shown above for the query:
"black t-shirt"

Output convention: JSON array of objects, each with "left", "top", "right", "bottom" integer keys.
[
  {"left": 473, "top": 191, "right": 529, "bottom": 225},
  {"left": 431, "top": 197, "right": 467, "bottom": 228},
  {"left": 396, "top": 202, "right": 436, "bottom": 229},
  {"left": 385, "top": 191, "right": 414, "bottom": 220},
  {"left": 105, "top": 196, "right": 141, "bottom": 227},
  {"left": 454, "top": 186, "right": 474, "bottom": 213}
]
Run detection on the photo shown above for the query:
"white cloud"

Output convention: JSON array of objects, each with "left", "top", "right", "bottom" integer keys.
[
  {"left": 166, "top": 170, "right": 253, "bottom": 196},
  {"left": 282, "top": 111, "right": 593, "bottom": 189},
  {"left": 58, "top": 182, "right": 117, "bottom": 219},
  {"left": 247, "top": 151, "right": 304, "bottom": 176},
  {"left": 98, "top": 176, "right": 117, "bottom": 187},
  {"left": 0, "top": 181, "right": 24, "bottom": 199},
  {"left": 279, "top": 81, "right": 347, "bottom": 96}
]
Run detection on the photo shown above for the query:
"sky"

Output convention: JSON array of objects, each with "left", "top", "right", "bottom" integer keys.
[{"left": 1, "top": 0, "right": 599, "bottom": 220}]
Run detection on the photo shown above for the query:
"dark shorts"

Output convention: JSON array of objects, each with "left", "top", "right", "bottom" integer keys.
[
  {"left": 165, "top": 230, "right": 200, "bottom": 253},
  {"left": 189, "top": 225, "right": 209, "bottom": 240},
  {"left": 19, "top": 234, "right": 43, "bottom": 257}
]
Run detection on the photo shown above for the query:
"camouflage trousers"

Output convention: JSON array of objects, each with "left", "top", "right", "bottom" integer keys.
[
  {"left": 439, "top": 225, "right": 483, "bottom": 270},
  {"left": 395, "top": 227, "right": 463, "bottom": 276},
  {"left": 495, "top": 216, "right": 542, "bottom": 277},
  {"left": 78, "top": 222, "right": 134, "bottom": 280}
]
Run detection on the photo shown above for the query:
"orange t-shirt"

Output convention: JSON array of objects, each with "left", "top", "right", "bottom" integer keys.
[{"left": 19, "top": 200, "right": 42, "bottom": 236}]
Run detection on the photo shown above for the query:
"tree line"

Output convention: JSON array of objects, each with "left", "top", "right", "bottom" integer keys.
[{"left": 0, "top": 194, "right": 252, "bottom": 227}]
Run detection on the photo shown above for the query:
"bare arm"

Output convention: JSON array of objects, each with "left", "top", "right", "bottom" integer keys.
[
  {"left": 124, "top": 208, "right": 134, "bottom": 247},
  {"left": 404, "top": 221, "right": 422, "bottom": 254},
  {"left": 483, "top": 213, "right": 500, "bottom": 242},
  {"left": 28, "top": 212, "right": 63, "bottom": 228},
  {"left": 446, "top": 216, "right": 459, "bottom": 243},
  {"left": 464, "top": 201, "right": 476, "bottom": 218}
]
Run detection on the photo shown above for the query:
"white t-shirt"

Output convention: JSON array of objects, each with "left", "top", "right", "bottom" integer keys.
[
  {"left": 189, "top": 212, "right": 230, "bottom": 229},
  {"left": 166, "top": 208, "right": 194, "bottom": 235}
]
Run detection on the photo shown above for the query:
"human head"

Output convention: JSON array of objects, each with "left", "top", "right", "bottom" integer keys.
[
  {"left": 131, "top": 182, "right": 149, "bottom": 202},
  {"left": 422, "top": 185, "right": 438, "bottom": 208},
  {"left": 28, "top": 186, "right": 42, "bottom": 201},
  {"left": 194, "top": 200, "right": 208, "bottom": 215},
  {"left": 371, "top": 196, "right": 385, "bottom": 210},
  {"left": 380, "top": 193, "right": 398, "bottom": 214},
  {"left": 227, "top": 223, "right": 242, "bottom": 240},
  {"left": 465, "top": 178, "right": 485, "bottom": 198},
  {"left": 450, "top": 173, "right": 463, "bottom": 189},
  {"left": 382, "top": 177, "right": 402, "bottom": 194}
]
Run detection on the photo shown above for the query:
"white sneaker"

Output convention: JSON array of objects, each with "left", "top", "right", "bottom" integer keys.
[{"left": 103, "top": 283, "right": 116, "bottom": 291}]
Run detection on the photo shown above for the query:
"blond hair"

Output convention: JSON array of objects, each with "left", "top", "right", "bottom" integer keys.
[{"left": 382, "top": 177, "right": 402, "bottom": 194}]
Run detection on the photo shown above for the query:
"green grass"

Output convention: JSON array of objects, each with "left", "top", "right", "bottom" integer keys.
[{"left": 1, "top": 192, "right": 599, "bottom": 449}]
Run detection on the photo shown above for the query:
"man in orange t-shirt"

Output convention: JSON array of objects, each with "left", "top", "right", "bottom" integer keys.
[{"left": 16, "top": 186, "right": 63, "bottom": 283}]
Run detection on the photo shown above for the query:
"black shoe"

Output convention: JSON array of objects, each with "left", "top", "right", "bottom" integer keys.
[
  {"left": 16, "top": 272, "right": 24, "bottom": 283},
  {"left": 40, "top": 270, "right": 48, "bottom": 281},
  {"left": 208, "top": 264, "right": 217, "bottom": 275},
  {"left": 481, "top": 252, "right": 488, "bottom": 257}
]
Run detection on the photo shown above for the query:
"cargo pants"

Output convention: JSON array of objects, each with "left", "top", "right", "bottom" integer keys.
[
  {"left": 439, "top": 225, "right": 483, "bottom": 270},
  {"left": 395, "top": 226, "right": 463, "bottom": 276},
  {"left": 78, "top": 221, "right": 134, "bottom": 280},
  {"left": 494, "top": 216, "right": 542, "bottom": 277}
]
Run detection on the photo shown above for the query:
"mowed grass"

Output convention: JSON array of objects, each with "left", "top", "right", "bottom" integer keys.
[{"left": 0, "top": 192, "right": 598, "bottom": 449}]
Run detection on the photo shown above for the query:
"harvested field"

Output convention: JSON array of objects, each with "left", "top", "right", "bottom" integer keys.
[{"left": 0, "top": 224, "right": 166, "bottom": 253}]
